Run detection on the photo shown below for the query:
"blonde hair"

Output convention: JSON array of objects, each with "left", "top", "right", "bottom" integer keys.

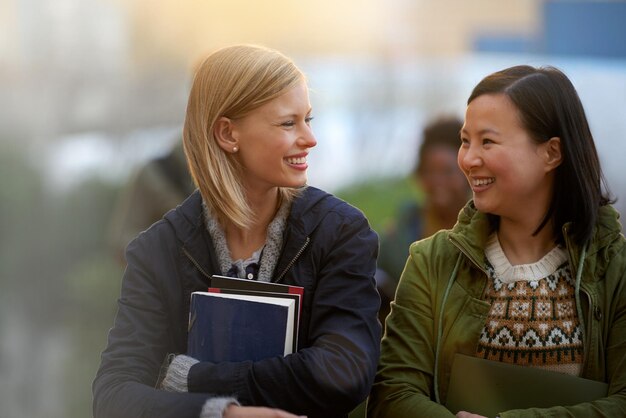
[{"left": 183, "top": 45, "right": 305, "bottom": 230}]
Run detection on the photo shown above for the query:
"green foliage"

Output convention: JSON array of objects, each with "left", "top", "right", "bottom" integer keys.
[
  {"left": 0, "top": 140, "right": 125, "bottom": 417},
  {"left": 0, "top": 145, "right": 45, "bottom": 294},
  {"left": 335, "top": 176, "right": 422, "bottom": 234},
  {"left": 63, "top": 254, "right": 123, "bottom": 417},
  {"left": 52, "top": 178, "right": 124, "bottom": 417}
]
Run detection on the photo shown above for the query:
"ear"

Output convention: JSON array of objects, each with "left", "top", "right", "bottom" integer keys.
[
  {"left": 543, "top": 136, "right": 562, "bottom": 171},
  {"left": 213, "top": 116, "right": 239, "bottom": 153}
]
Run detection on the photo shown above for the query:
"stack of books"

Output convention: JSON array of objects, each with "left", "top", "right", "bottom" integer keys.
[{"left": 187, "top": 275, "right": 304, "bottom": 363}]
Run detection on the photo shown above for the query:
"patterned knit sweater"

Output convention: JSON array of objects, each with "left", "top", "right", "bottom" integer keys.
[{"left": 476, "top": 233, "right": 583, "bottom": 376}]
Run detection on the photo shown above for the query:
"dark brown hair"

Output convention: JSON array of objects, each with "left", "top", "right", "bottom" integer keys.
[
  {"left": 414, "top": 116, "right": 463, "bottom": 177},
  {"left": 468, "top": 65, "right": 612, "bottom": 246}
]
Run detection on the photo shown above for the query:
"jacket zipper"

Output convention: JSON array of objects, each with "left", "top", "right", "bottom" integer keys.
[
  {"left": 275, "top": 237, "right": 310, "bottom": 283},
  {"left": 580, "top": 286, "right": 592, "bottom": 373},
  {"left": 448, "top": 236, "right": 487, "bottom": 275},
  {"left": 182, "top": 237, "right": 311, "bottom": 283},
  {"left": 182, "top": 247, "right": 212, "bottom": 281}
]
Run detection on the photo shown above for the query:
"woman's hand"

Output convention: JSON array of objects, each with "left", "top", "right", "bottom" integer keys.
[
  {"left": 224, "top": 405, "right": 306, "bottom": 418},
  {"left": 456, "top": 411, "right": 487, "bottom": 418}
]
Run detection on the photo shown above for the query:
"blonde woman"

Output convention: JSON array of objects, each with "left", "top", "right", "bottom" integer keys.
[{"left": 93, "top": 45, "right": 381, "bottom": 418}]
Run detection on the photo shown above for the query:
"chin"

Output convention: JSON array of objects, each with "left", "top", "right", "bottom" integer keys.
[
  {"left": 472, "top": 198, "right": 491, "bottom": 213},
  {"left": 286, "top": 176, "right": 308, "bottom": 188}
]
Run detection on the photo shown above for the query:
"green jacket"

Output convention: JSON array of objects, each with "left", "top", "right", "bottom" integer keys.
[{"left": 368, "top": 201, "right": 626, "bottom": 417}]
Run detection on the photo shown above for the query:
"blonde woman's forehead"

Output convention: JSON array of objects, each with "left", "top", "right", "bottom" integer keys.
[{"left": 249, "top": 81, "right": 311, "bottom": 119}]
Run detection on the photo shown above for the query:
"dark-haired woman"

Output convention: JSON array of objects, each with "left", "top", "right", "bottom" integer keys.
[{"left": 368, "top": 65, "right": 626, "bottom": 417}]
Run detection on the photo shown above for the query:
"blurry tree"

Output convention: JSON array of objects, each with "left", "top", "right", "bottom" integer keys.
[
  {"left": 0, "top": 140, "right": 124, "bottom": 417},
  {"left": 335, "top": 176, "right": 421, "bottom": 234},
  {"left": 51, "top": 177, "right": 124, "bottom": 417}
]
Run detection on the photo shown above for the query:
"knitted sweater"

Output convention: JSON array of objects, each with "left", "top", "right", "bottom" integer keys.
[{"left": 477, "top": 233, "right": 583, "bottom": 376}]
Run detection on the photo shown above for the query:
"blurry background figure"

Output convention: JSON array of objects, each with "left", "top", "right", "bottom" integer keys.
[
  {"left": 375, "top": 117, "right": 469, "bottom": 322},
  {"left": 107, "top": 140, "right": 194, "bottom": 263}
]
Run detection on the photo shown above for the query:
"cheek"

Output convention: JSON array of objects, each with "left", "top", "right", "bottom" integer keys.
[
  {"left": 488, "top": 155, "right": 515, "bottom": 177},
  {"left": 456, "top": 150, "right": 466, "bottom": 171}
]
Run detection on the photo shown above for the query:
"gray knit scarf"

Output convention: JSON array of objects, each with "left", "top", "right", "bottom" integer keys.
[{"left": 202, "top": 199, "right": 291, "bottom": 282}]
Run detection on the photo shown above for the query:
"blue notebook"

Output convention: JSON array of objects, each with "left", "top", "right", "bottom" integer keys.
[{"left": 187, "top": 291, "right": 296, "bottom": 363}]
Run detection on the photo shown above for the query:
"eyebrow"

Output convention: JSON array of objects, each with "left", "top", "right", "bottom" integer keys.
[
  {"left": 460, "top": 127, "right": 501, "bottom": 136},
  {"left": 276, "top": 108, "right": 313, "bottom": 119}
]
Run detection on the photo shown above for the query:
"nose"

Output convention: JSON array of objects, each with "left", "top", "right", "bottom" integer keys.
[
  {"left": 298, "top": 124, "right": 317, "bottom": 148},
  {"left": 458, "top": 143, "right": 481, "bottom": 172}
]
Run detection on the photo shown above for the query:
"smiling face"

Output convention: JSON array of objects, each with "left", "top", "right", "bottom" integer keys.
[
  {"left": 228, "top": 80, "right": 317, "bottom": 193},
  {"left": 458, "top": 93, "right": 557, "bottom": 223}
]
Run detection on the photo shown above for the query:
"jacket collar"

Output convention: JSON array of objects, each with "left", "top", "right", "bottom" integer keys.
[
  {"left": 163, "top": 186, "right": 336, "bottom": 283},
  {"left": 287, "top": 186, "right": 335, "bottom": 233},
  {"left": 164, "top": 191, "right": 218, "bottom": 280},
  {"left": 448, "top": 201, "right": 624, "bottom": 283},
  {"left": 448, "top": 201, "right": 493, "bottom": 273},
  {"left": 273, "top": 186, "right": 337, "bottom": 283}
]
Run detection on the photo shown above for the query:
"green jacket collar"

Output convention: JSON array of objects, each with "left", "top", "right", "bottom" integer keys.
[{"left": 448, "top": 201, "right": 623, "bottom": 284}]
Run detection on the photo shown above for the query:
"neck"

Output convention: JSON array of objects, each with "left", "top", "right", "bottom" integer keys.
[
  {"left": 224, "top": 188, "right": 280, "bottom": 260},
  {"left": 497, "top": 217, "right": 557, "bottom": 265}
]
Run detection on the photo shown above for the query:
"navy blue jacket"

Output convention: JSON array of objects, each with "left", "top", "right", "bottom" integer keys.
[{"left": 93, "top": 187, "right": 381, "bottom": 418}]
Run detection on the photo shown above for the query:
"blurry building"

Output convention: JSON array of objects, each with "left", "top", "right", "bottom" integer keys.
[{"left": 474, "top": 0, "right": 626, "bottom": 59}]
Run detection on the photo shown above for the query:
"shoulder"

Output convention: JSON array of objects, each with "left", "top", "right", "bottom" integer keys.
[
  {"left": 409, "top": 229, "right": 457, "bottom": 262},
  {"left": 588, "top": 205, "right": 626, "bottom": 277},
  {"left": 296, "top": 186, "right": 362, "bottom": 215},
  {"left": 577, "top": 205, "right": 626, "bottom": 272},
  {"left": 288, "top": 187, "right": 378, "bottom": 261},
  {"left": 292, "top": 186, "right": 371, "bottom": 233}
]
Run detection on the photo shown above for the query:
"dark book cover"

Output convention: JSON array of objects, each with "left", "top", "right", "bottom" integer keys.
[
  {"left": 210, "top": 274, "right": 304, "bottom": 330},
  {"left": 187, "top": 291, "right": 296, "bottom": 363},
  {"left": 207, "top": 287, "right": 300, "bottom": 352}
]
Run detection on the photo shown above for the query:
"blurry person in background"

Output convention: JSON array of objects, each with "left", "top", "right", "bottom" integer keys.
[
  {"left": 368, "top": 65, "right": 626, "bottom": 417},
  {"left": 107, "top": 140, "right": 195, "bottom": 263},
  {"left": 375, "top": 117, "right": 470, "bottom": 322},
  {"left": 93, "top": 44, "right": 381, "bottom": 418}
]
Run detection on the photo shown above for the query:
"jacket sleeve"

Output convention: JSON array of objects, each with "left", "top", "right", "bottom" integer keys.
[
  {"left": 93, "top": 232, "right": 213, "bottom": 418},
  {"left": 187, "top": 212, "right": 382, "bottom": 417},
  {"left": 367, "top": 240, "right": 455, "bottom": 417}
]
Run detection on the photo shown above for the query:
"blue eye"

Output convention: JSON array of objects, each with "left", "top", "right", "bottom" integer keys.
[{"left": 280, "top": 116, "right": 314, "bottom": 127}]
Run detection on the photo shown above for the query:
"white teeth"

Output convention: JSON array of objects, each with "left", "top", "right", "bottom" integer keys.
[
  {"left": 473, "top": 178, "right": 494, "bottom": 186},
  {"left": 286, "top": 157, "right": 306, "bottom": 164}
]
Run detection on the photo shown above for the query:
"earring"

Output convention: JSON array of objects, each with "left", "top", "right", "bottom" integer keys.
[{"left": 232, "top": 146, "right": 238, "bottom": 153}]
